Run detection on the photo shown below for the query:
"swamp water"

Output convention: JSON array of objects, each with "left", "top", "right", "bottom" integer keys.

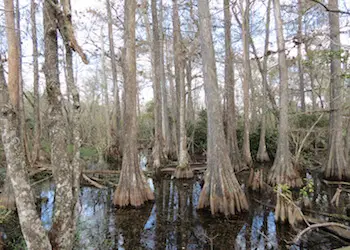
[{"left": 1, "top": 172, "right": 350, "bottom": 249}]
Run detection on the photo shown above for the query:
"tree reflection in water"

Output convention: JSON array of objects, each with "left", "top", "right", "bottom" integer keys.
[{"left": 5, "top": 176, "right": 347, "bottom": 249}]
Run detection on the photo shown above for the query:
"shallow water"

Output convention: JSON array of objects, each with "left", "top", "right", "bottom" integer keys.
[
  {"left": 1, "top": 167, "right": 349, "bottom": 249},
  {"left": 32, "top": 173, "right": 349, "bottom": 250}
]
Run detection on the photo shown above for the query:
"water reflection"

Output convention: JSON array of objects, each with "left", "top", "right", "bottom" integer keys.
[{"left": 35, "top": 178, "right": 346, "bottom": 250}]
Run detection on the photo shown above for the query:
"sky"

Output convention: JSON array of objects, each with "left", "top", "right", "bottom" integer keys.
[{"left": 1, "top": 0, "right": 349, "bottom": 111}]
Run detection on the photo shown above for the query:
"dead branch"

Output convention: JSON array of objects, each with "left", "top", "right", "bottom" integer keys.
[
  {"left": 308, "top": 0, "right": 350, "bottom": 15},
  {"left": 293, "top": 222, "right": 350, "bottom": 245},
  {"left": 89, "top": 176, "right": 118, "bottom": 187},
  {"left": 295, "top": 113, "right": 324, "bottom": 162},
  {"left": 31, "top": 175, "right": 52, "bottom": 186},
  {"left": 82, "top": 174, "right": 106, "bottom": 189},
  {"left": 323, "top": 180, "right": 350, "bottom": 186},
  {"left": 83, "top": 169, "right": 120, "bottom": 175}
]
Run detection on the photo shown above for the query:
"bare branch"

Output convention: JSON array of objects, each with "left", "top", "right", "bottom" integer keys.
[{"left": 309, "top": 0, "right": 350, "bottom": 15}]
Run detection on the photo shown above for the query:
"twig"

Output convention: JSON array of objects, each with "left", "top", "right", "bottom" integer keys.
[{"left": 293, "top": 222, "right": 350, "bottom": 245}]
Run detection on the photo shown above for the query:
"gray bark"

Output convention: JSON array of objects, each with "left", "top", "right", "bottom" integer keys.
[
  {"left": 106, "top": 0, "right": 121, "bottom": 150},
  {"left": 151, "top": 0, "right": 164, "bottom": 168},
  {"left": 224, "top": 0, "right": 242, "bottom": 170},
  {"left": 113, "top": 0, "right": 154, "bottom": 206},
  {"left": 297, "top": 0, "right": 305, "bottom": 111},
  {"left": 159, "top": 0, "right": 171, "bottom": 158},
  {"left": 197, "top": 0, "right": 248, "bottom": 215},
  {"left": 323, "top": 0, "right": 348, "bottom": 180},
  {"left": 256, "top": 0, "right": 271, "bottom": 163},
  {"left": 44, "top": 0, "right": 79, "bottom": 248},
  {"left": 267, "top": 0, "right": 302, "bottom": 188},
  {"left": 101, "top": 27, "right": 111, "bottom": 147},
  {"left": 166, "top": 40, "right": 178, "bottom": 159},
  {"left": 31, "top": 0, "right": 40, "bottom": 165},
  {"left": 241, "top": 0, "right": 253, "bottom": 167},
  {"left": 186, "top": 59, "right": 195, "bottom": 122},
  {"left": 2, "top": 0, "right": 52, "bottom": 247},
  {"left": 173, "top": 0, "right": 192, "bottom": 178},
  {"left": 304, "top": 42, "right": 317, "bottom": 110},
  {"left": 65, "top": 39, "right": 81, "bottom": 248}
]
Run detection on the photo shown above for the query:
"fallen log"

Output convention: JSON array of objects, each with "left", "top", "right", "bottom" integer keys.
[
  {"left": 83, "top": 169, "right": 120, "bottom": 175},
  {"left": 82, "top": 174, "right": 107, "bottom": 189},
  {"left": 89, "top": 176, "right": 118, "bottom": 187}
]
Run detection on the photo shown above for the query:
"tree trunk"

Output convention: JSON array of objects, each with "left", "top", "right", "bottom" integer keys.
[
  {"left": 65, "top": 40, "right": 81, "bottom": 248},
  {"left": 113, "top": 0, "right": 154, "bottom": 207},
  {"left": 241, "top": 0, "right": 253, "bottom": 167},
  {"left": 101, "top": 28, "right": 111, "bottom": 148},
  {"left": 256, "top": 0, "right": 271, "bottom": 162},
  {"left": 297, "top": 0, "right": 305, "bottom": 112},
  {"left": 31, "top": 0, "right": 41, "bottom": 165},
  {"left": 323, "top": 0, "right": 349, "bottom": 180},
  {"left": 151, "top": 0, "right": 165, "bottom": 168},
  {"left": 197, "top": 0, "right": 248, "bottom": 215},
  {"left": 44, "top": 0, "right": 81, "bottom": 248},
  {"left": 16, "top": 0, "right": 31, "bottom": 166},
  {"left": 267, "top": 0, "right": 302, "bottom": 188},
  {"left": 186, "top": 59, "right": 195, "bottom": 122},
  {"left": 305, "top": 43, "right": 317, "bottom": 111},
  {"left": 0, "top": 61, "right": 15, "bottom": 211},
  {"left": 173, "top": 0, "right": 193, "bottom": 179},
  {"left": 166, "top": 41, "right": 178, "bottom": 159},
  {"left": 159, "top": 0, "right": 171, "bottom": 159},
  {"left": 224, "top": 0, "right": 242, "bottom": 170},
  {"left": 107, "top": 0, "right": 121, "bottom": 152},
  {"left": 2, "top": 0, "right": 52, "bottom": 248}
]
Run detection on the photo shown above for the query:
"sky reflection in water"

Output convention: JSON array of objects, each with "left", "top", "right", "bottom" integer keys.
[{"left": 39, "top": 179, "right": 284, "bottom": 250}]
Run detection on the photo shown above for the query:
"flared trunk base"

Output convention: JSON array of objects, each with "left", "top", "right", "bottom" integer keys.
[
  {"left": 275, "top": 191, "right": 302, "bottom": 226},
  {"left": 113, "top": 185, "right": 154, "bottom": 208},
  {"left": 248, "top": 168, "right": 264, "bottom": 191},
  {"left": 198, "top": 169, "right": 248, "bottom": 216},
  {"left": 268, "top": 154, "right": 302, "bottom": 188}
]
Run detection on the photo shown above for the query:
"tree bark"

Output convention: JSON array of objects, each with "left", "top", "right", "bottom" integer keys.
[
  {"left": 106, "top": 0, "right": 121, "bottom": 152},
  {"left": 159, "top": 0, "right": 171, "bottom": 159},
  {"left": 197, "top": 0, "right": 248, "bottom": 215},
  {"left": 173, "top": 0, "right": 193, "bottom": 179},
  {"left": 323, "top": 0, "right": 349, "bottom": 180},
  {"left": 297, "top": 0, "right": 306, "bottom": 112},
  {"left": 305, "top": 42, "right": 317, "bottom": 111},
  {"left": 267, "top": 0, "right": 302, "bottom": 188},
  {"left": 2, "top": 1, "right": 52, "bottom": 248},
  {"left": 241, "top": 0, "right": 253, "bottom": 167},
  {"left": 113, "top": 0, "right": 154, "bottom": 207},
  {"left": 65, "top": 39, "right": 81, "bottom": 249},
  {"left": 256, "top": 0, "right": 271, "bottom": 163},
  {"left": 224, "top": 0, "right": 242, "bottom": 170},
  {"left": 16, "top": 0, "right": 31, "bottom": 165},
  {"left": 186, "top": 59, "right": 195, "bottom": 122},
  {"left": 44, "top": 0, "right": 82, "bottom": 248},
  {"left": 101, "top": 27, "right": 111, "bottom": 148},
  {"left": 166, "top": 40, "right": 178, "bottom": 159},
  {"left": 31, "top": 0, "right": 41, "bottom": 165},
  {"left": 151, "top": 0, "right": 165, "bottom": 168}
]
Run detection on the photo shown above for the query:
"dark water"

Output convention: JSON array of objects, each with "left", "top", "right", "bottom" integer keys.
[{"left": 31, "top": 172, "right": 349, "bottom": 250}]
